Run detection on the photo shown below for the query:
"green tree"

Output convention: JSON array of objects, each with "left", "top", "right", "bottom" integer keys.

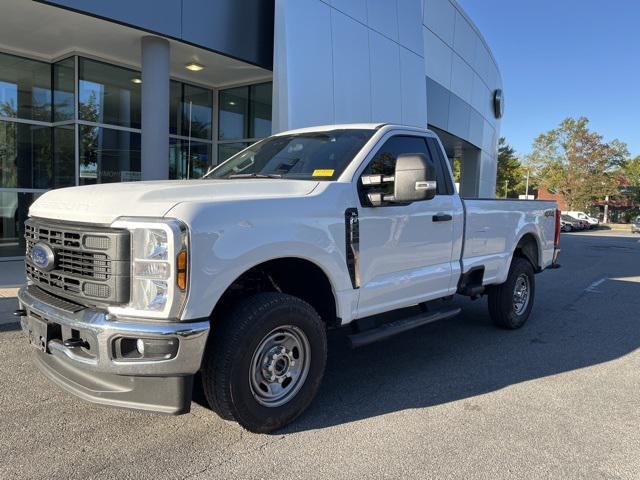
[
  {"left": 79, "top": 90, "right": 99, "bottom": 123},
  {"left": 0, "top": 109, "right": 17, "bottom": 188},
  {"left": 528, "top": 117, "right": 628, "bottom": 210},
  {"left": 451, "top": 156, "right": 461, "bottom": 184},
  {"left": 621, "top": 155, "right": 640, "bottom": 193},
  {"left": 495, "top": 137, "right": 525, "bottom": 198},
  {"left": 78, "top": 91, "right": 100, "bottom": 179}
]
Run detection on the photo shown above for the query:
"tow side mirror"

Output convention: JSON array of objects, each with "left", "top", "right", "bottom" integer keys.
[{"left": 393, "top": 153, "right": 437, "bottom": 203}]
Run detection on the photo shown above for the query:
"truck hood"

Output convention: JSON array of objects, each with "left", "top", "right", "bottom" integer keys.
[{"left": 29, "top": 179, "right": 320, "bottom": 225}]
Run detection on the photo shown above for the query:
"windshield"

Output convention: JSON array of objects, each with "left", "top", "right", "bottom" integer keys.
[{"left": 205, "top": 129, "right": 374, "bottom": 180}]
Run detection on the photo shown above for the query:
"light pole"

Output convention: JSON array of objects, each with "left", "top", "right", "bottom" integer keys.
[
  {"left": 504, "top": 180, "right": 508, "bottom": 199},
  {"left": 524, "top": 168, "right": 530, "bottom": 199}
]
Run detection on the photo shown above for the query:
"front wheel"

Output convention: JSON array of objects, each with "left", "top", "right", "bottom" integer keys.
[
  {"left": 201, "top": 293, "right": 327, "bottom": 433},
  {"left": 487, "top": 257, "right": 536, "bottom": 329}
]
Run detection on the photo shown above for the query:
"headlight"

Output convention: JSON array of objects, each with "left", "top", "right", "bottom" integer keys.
[{"left": 108, "top": 218, "right": 188, "bottom": 320}]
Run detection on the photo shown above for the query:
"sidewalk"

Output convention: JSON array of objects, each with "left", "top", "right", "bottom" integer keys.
[
  {"left": 0, "top": 260, "right": 25, "bottom": 297},
  {"left": 0, "top": 261, "right": 24, "bottom": 326},
  {"left": 601, "top": 223, "right": 632, "bottom": 231}
]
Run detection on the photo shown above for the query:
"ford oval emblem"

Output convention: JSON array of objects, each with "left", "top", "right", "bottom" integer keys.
[
  {"left": 493, "top": 89, "right": 504, "bottom": 119},
  {"left": 31, "top": 243, "right": 55, "bottom": 271}
]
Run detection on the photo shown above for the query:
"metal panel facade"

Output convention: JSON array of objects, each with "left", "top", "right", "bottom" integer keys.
[{"left": 37, "top": 0, "right": 275, "bottom": 69}]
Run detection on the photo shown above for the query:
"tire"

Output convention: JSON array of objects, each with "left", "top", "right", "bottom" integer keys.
[
  {"left": 487, "top": 257, "right": 535, "bottom": 329},
  {"left": 201, "top": 292, "right": 327, "bottom": 433}
]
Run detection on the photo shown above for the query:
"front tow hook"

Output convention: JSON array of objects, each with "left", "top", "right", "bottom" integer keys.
[{"left": 63, "top": 338, "right": 90, "bottom": 349}]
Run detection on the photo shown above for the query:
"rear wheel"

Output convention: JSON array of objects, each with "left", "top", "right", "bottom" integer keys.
[
  {"left": 201, "top": 293, "right": 327, "bottom": 433},
  {"left": 488, "top": 257, "right": 535, "bottom": 329}
]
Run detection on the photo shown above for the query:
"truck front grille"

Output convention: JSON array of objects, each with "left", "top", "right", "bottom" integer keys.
[
  {"left": 25, "top": 218, "right": 130, "bottom": 306},
  {"left": 26, "top": 262, "right": 81, "bottom": 294},
  {"left": 57, "top": 249, "right": 110, "bottom": 280}
]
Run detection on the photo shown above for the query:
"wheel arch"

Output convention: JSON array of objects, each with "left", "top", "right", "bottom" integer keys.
[
  {"left": 209, "top": 256, "right": 341, "bottom": 331},
  {"left": 513, "top": 232, "right": 542, "bottom": 272}
]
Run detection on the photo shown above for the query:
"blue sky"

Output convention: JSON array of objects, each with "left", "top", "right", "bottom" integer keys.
[{"left": 457, "top": 0, "right": 640, "bottom": 158}]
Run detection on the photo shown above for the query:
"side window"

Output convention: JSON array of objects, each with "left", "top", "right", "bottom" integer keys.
[
  {"left": 427, "top": 137, "right": 454, "bottom": 195},
  {"left": 359, "top": 135, "right": 442, "bottom": 205}
]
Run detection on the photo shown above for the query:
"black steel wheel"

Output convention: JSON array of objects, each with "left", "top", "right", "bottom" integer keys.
[{"left": 201, "top": 293, "right": 327, "bottom": 433}]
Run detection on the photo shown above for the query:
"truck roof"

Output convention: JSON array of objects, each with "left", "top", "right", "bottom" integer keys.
[
  {"left": 275, "top": 123, "right": 386, "bottom": 135},
  {"left": 274, "top": 123, "right": 433, "bottom": 136}
]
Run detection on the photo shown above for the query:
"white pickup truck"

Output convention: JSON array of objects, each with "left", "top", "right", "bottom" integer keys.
[{"left": 18, "top": 124, "right": 560, "bottom": 433}]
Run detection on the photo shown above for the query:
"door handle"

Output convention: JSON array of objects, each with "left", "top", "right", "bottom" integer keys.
[{"left": 432, "top": 213, "right": 452, "bottom": 222}]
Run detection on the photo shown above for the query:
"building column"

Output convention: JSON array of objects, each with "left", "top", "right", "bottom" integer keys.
[
  {"left": 141, "top": 36, "right": 170, "bottom": 180},
  {"left": 460, "top": 149, "right": 481, "bottom": 198}
]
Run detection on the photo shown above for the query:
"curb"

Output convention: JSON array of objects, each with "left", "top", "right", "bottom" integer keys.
[{"left": 600, "top": 224, "right": 632, "bottom": 231}]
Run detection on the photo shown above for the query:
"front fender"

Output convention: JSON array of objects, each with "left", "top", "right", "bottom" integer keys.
[{"left": 168, "top": 196, "right": 354, "bottom": 321}]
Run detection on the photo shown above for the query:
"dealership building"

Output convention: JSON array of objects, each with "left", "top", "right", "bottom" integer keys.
[{"left": 0, "top": 0, "right": 502, "bottom": 259}]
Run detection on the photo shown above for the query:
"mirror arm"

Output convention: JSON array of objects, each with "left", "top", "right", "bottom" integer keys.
[
  {"left": 367, "top": 192, "right": 398, "bottom": 207},
  {"left": 361, "top": 174, "right": 395, "bottom": 186},
  {"left": 367, "top": 192, "right": 383, "bottom": 207}
]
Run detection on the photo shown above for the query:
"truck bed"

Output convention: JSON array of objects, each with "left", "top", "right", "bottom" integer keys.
[{"left": 461, "top": 198, "right": 557, "bottom": 286}]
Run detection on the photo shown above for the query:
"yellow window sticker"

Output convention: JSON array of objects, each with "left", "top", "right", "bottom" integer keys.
[{"left": 312, "top": 169, "right": 335, "bottom": 177}]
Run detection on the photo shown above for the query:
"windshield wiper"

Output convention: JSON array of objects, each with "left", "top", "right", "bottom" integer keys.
[{"left": 227, "top": 173, "right": 283, "bottom": 179}]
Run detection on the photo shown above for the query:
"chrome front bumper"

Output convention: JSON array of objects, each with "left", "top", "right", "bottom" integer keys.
[{"left": 18, "top": 285, "right": 210, "bottom": 414}]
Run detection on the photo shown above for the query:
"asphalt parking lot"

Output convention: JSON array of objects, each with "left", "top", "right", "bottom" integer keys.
[{"left": 1, "top": 230, "right": 639, "bottom": 479}]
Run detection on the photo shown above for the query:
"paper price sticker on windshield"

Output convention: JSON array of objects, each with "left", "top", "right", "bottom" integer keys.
[{"left": 312, "top": 169, "right": 335, "bottom": 177}]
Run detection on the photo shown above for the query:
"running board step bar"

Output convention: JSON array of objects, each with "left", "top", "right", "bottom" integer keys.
[{"left": 348, "top": 308, "right": 461, "bottom": 348}]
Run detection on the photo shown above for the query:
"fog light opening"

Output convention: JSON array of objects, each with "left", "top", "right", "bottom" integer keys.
[{"left": 113, "top": 337, "right": 179, "bottom": 361}]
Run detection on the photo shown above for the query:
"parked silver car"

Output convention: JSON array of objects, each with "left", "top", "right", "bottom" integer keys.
[
  {"left": 561, "top": 214, "right": 582, "bottom": 231},
  {"left": 632, "top": 216, "right": 640, "bottom": 234}
]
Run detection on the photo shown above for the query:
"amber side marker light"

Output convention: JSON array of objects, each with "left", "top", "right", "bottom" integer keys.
[{"left": 177, "top": 250, "right": 188, "bottom": 290}]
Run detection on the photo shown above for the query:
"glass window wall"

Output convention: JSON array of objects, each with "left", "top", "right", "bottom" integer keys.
[
  {"left": 0, "top": 52, "right": 51, "bottom": 122},
  {"left": 0, "top": 120, "right": 52, "bottom": 189},
  {"left": 184, "top": 84, "right": 213, "bottom": 140},
  {"left": 217, "top": 82, "right": 272, "bottom": 165},
  {"left": 169, "top": 80, "right": 213, "bottom": 178},
  {"left": 218, "top": 82, "right": 272, "bottom": 141},
  {"left": 170, "top": 81, "right": 213, "bottom": 140},
  {"left": 53, "top": 125, "right": 76, "bottom": 188},
  {"left": 0, "top": 50, "right": 273, "bottom": 258},
  {"left": 219, "top": 87, "right": 249, "bottom": 141},
  {"left": 79, "top": 125, "right": 141, "bottom": 185},
  {"left": 0, "top": 191, "right": 42, "bottom": 258},
  {"left": 53, "top": 57, "right": 75, "bottom": 122},
  {"left": 169, "top": 139, "right": 212, "bottom": 180},
  {"left": 79, "top": 58, "right": 141, "bottom": 128},
  {"left": 250, "top": 83, "right": 272, "bottom": 139},
  {"left": 0, "top": 52, "right": 54, "bottom": 258}
]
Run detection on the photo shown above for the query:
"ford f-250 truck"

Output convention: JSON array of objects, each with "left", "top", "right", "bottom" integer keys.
[{"left": 17, "top": 123, "right": 560, "bottom": 433}]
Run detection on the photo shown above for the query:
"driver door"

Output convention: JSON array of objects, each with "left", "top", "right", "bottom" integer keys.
[{"left": 355, "top": 134, "right": 457, "bottom": 318}]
